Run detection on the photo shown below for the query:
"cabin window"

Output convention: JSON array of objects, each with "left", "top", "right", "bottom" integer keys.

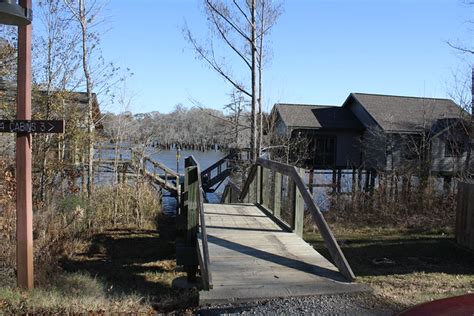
[
  {"left": 445, "top": 139, "right": 464, "bottom": 157},
  {"left": 313, "top": 136, "right": 336, "bottom": 167}
]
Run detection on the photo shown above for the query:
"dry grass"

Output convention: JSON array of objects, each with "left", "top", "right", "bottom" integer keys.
[
  {"left": 0, "top": 272, "right": 152, "bottom": 314},
  {"left": 305, "top": 227, "right": 474, "bottom": 308},
  {"left": 363, "top": 272, "right": 474, "bottom": 307},
  {"left": 0, "top": 161, "right": 188, "bottom": 313},
  {"left": 325, "top": 189, "right": 457, "bottom": 231},
  {"left": 60, "top": 218, "right": 199, "bottom": 313},
  {"left": 0, "top": 223, "right": 198, "bottom": 314}
]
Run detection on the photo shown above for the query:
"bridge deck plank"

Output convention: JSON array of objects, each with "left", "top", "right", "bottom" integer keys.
[{"left": 199, "top": 203, "right": 368, "bottom": 304}]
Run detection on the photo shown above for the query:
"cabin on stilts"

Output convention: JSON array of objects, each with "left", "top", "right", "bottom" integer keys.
[{"left": 271, "top": 93, "right": 473, "bottom": 193}]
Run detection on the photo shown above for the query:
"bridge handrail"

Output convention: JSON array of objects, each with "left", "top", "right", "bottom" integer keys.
[
  {"left": 225, "top": 158, "right": 355, "bottom": 281},
  {"left": 200, "top": 151, "right": 236, "bottom": 176},
  {"left": 130, "top": 147, "right": 180, "bottom": 178},
  {"left": 220, "top": 179, "right": 242, "bottom": 204},
  {"left": 185, "top": 156, "right": 213, "bottom": 290}
]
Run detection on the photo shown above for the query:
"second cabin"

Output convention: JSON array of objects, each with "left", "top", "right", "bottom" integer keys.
[{"left": 272, "top": 93, "right": 473, "bottom": 177}]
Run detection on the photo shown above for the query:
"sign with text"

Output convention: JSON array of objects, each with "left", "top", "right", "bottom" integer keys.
[{"left": 0, "top": 120, "right": 64, "bottom": 133}]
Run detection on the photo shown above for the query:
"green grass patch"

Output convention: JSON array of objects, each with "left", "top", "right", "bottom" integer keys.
[{"left": 305, "top": 227, "right": 474, "bottom": 307}]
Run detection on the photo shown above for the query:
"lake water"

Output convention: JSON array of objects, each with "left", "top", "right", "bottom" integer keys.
[
  {"left": 95, "top": 147, "right": 225, "bottom": 215},
  {"left": 147, "top": 149, "right": 224, "bottom": 214},
  {"left": 146, "top": 148, "right": 224, "bottom": 174},
  {"left": 96, "top": 147, "right": 224, "bottom": 173},
  {"left": 94, "top": 147, "right": 339, "bottom": 214}
]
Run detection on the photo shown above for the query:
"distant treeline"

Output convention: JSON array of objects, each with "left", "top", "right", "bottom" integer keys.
[{"left": 101, "top": 104, "right": 252, "bottom": 150}]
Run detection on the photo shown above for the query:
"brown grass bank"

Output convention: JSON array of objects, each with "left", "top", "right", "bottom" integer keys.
[
  {"left": 306, "top": 227, "right": 474, "bottom": 309},
  {"left": 0, "top": 169, "right": 198, "bottom": 314}
]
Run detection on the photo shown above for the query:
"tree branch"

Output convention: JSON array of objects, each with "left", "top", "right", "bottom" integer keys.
[
  {"left": 232, "top": 0, "right": 251, "bottom": 25},
  {"left": 447, "top": 41, "right": 474, "bottom": 54},
  {"left": 189, "top": 98, "right": 250, "bottom": 129},
  {"left": 184, "top": 28, "right": 252, "bottom": 97},
  {"left": 205, "top": 0, "right": 251, "bottom": 43},
  {"left": 208, "top": 9, "right": 252, "bottom": 69}
]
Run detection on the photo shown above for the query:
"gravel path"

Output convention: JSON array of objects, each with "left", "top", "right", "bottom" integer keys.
[{"left": 196, "top": 292, "right": 405, "bottom": 315}]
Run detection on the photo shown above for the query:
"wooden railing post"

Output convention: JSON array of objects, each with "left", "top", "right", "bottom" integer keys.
[
  {"left": 288, "top": 175, "right": 296, "bottom": 229},
  {"left": 273, "top": 171, "right": 282, "bottom": 218},
  {"left": 248, "top": 171, "right": 256, "bottom": 203},
  {"left": 262, "top": 167, "right": 270, "bottom": 208},
  {"left": 294, "top": 168, "right": 305, "bottom": 237},
  {"left": 187, "top": 166, "right": 198, "bottom": 244},
  {"left": 234, "top": 185, "right": 239, "bottom": 203},
  {"left": 223, "top": 186, "right": 231, "bottom": 204},
  {"left": 257, "top": 165, "right": 262, "bottom": 204},
  {"left": 176, "top": 163, "right": 199, "bottom": 283}
]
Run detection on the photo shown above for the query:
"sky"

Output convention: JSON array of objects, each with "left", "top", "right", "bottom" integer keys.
[{"left": 73, "top": 0, "right": 473, "bottom": 114}]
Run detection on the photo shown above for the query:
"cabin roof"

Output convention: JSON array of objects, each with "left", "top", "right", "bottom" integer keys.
[
  {"left": 348, "top": 93, "right": 465, "bottom": 133},
  {"left": 274, "top": 103, "right": 365, "bottom": 131},
  {"left": 0, "top": 79, "right": 102, "bottom": 128}
]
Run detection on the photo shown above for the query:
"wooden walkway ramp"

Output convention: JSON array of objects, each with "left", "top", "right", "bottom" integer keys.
[
  {"left": 177, "top": 156, "right": 367, "bottom": 304},
  {"left": 199, "top": 203, "right": 367, "bottom": 304}
]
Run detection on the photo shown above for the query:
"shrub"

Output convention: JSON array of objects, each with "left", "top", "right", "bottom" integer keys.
[
  {"left": 0, "top": 167, "right": 162, "bottom": 287},
  {"left": 324, "top": 177, "right": 456, "bottom": 231}
]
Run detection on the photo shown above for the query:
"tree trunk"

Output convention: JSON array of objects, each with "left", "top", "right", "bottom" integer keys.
[
  {"left": 79, "top": 0, "right": 95, "bottom": 197},
  {"left": 257, "top": 0, "right": 265, "bottom": 157},
  {"left": 464, "top": 67, "right": 474, "bottom": 178},
  {"left": 251, "top": 0, "right": 257, "bottom": 162}
]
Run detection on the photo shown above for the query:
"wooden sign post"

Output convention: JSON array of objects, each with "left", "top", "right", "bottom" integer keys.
[
  {"left": 0, "top": 0, "right": 64, "bottom": 290},
  {"left": 16, "top": 0, "right": 33, "bottom": 290}
]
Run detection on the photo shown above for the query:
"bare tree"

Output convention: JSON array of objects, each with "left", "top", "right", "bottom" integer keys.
[
  {"left": 446, "top": 2, "right": 474, "bottom": 178},
  {"left": 189, "top": 91, "right": 250, "bottom": 147},
  {"left": 447, "top": 68, "right": 474, "bottom": 178},
  {"left": 0, "top": 36, "right": 16, "bottom": 81},
  {"left": 266, "top": 112, "right": 313, "bottom": 165},
  {"left": 184, "top": 0, "right": 282, "bottom": 161},
  {"left": 224, "top": 89, "right": 248, "bottom": 145},
  {"left": 63, "top": 0, "right": 98, "bottom": 197},
  {"left": 0, "top": 35, "right": 17, "bottom": 158},
  {"left": 33, "top": 0, "right": 83, "bottom": 202}
]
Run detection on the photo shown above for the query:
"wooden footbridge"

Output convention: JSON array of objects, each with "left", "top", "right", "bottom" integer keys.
[
  {"left": 96, "top": 147, "right": 365, "bottom": 302},
  {"left": 176, "top": 155, "right": 367, "bottom": 303}
]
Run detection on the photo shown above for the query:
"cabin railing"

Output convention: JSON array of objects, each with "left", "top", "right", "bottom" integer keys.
[
  {"left": 221, "top": 157, "right": 355, "bottom": 281},
  {"left": 176, "top": 156, "right": 213, "bottom": 290}
]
